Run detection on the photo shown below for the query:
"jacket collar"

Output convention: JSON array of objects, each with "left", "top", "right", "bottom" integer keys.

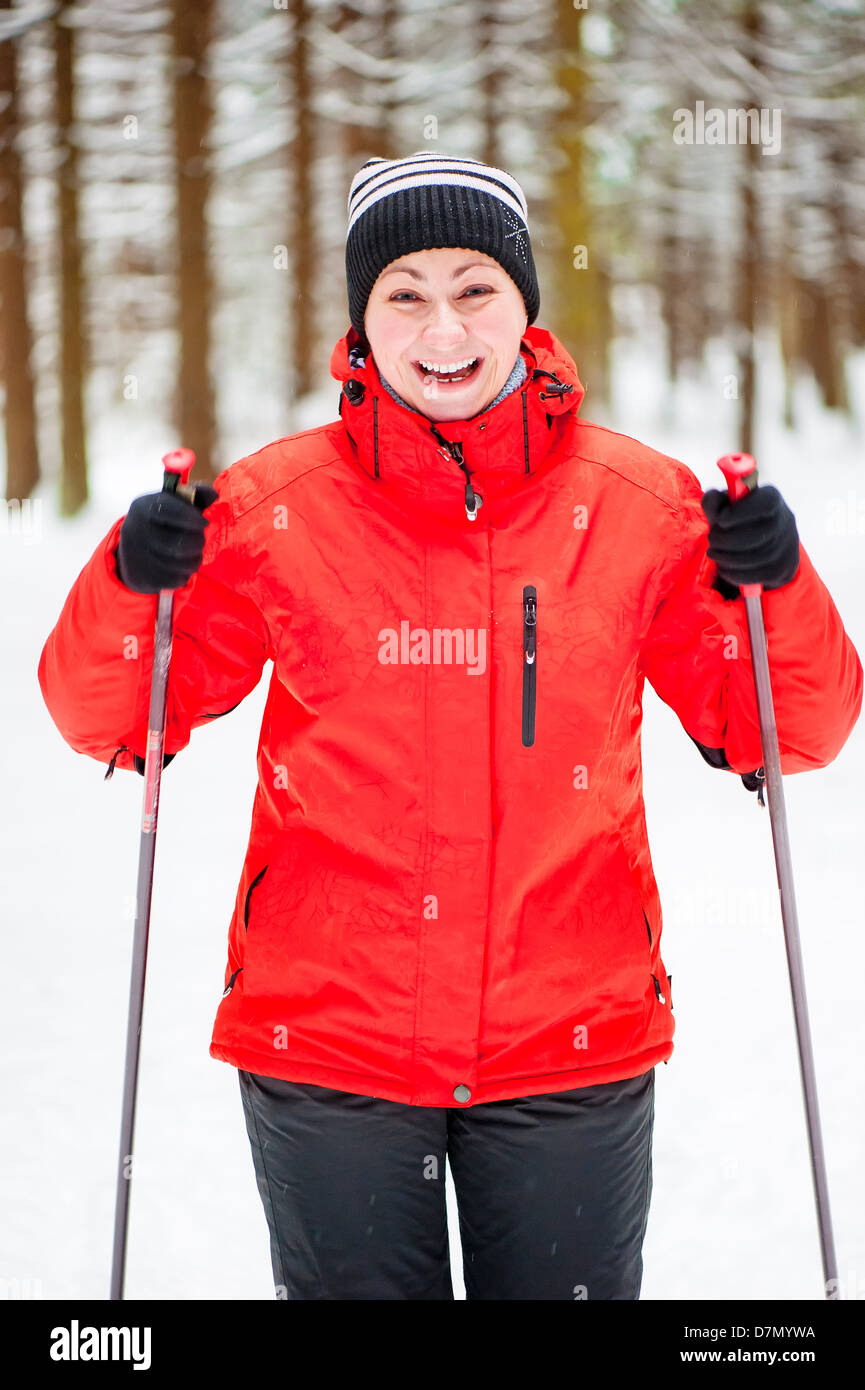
[{"left": 329, "top": 325, "right": 586, "bottom": 521}]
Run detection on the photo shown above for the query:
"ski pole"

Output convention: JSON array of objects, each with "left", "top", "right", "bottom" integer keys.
[
  {"left": 716, "top": 451, "right": 839, "bottom": 1301},
  {"left": 110, "top": 447, "right": 197, "bottom": 1301}
]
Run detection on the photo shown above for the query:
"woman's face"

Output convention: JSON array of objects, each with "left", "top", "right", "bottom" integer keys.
[{"left": 363, "top": 247, "right": 529, "bottom": 422}]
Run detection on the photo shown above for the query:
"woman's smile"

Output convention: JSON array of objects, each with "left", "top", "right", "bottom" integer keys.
[{"left": 412, "top": 356, "right": 483, "bottom": 385}]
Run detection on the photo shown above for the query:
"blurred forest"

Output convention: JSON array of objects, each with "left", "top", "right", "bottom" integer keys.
[{"left": 0, "top": 0, "right": 863, "bottom": 509}]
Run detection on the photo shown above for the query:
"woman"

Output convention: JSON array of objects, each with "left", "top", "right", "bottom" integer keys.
[{"left": 38, "top": 151, "right": 862, "bottom": 1300}]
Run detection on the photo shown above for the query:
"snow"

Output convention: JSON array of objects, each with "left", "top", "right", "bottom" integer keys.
[{"left": 4, "top": 326, "right": 863, "bottom": 1302}]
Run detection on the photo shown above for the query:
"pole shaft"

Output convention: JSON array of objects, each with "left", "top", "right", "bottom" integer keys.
[
  {"left": 743, "top": 592, "right": 839, "bottom": 1297},
  {"left": 109, "top": 588, "right": 175, "bottom": 1300}
]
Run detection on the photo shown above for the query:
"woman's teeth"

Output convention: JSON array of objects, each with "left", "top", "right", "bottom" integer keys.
[{"left": 415, "top": 357, "right": 480, "bottom": 383}]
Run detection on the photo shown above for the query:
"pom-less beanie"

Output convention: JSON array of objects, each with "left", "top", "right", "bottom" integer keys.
[{"left": 345, "top": 151, "right": 540, "bottom": 346}]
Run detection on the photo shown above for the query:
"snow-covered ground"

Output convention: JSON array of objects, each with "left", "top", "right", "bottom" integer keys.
[{"left": 3, "top": 328, "right": 863, "bottom": 1301}]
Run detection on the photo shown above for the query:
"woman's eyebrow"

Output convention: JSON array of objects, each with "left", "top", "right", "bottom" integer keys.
[{"left": 379, "top": 261, "right": 497, "bottom": 281}]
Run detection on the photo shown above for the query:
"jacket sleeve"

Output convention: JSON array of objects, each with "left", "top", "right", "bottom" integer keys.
[
  {"left": 37, "top": 467, "right": 274, "bottom": 776},
  {"left": 637, "top": 462, "right": 863, "bottom": 775}
]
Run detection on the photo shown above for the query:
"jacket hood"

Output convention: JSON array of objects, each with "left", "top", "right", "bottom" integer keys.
[{"left": 329, "top": 324, "right": 587, "bottom": 519}]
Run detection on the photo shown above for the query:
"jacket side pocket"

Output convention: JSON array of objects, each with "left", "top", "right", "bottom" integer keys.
[{"left": 244, "top": 864, "right": 269, "bottom": 930}]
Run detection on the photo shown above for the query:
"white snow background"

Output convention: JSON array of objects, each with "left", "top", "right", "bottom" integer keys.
[{"left": 3, "top": 324, "right": 863, "bottom": 1302}]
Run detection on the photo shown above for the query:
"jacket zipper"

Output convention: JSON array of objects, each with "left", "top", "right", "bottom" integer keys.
[
  {"left": 430, "top": 426, "right": 482, "bottom": 519},
  {"left": 522, "top": 585, "right": 537, "bottom": 746}
]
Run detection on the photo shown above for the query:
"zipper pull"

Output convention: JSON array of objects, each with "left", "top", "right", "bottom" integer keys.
[
  {"left": 104, "top": 744, "right": 130, "bottom": 780},
  {"left": 523, "top": 589, "right": 537, "bottom": 663},
  {"left": 450, "top": 441, "right": 482, "bottom": 520},
  {"left": 652, "top": 974, "right": 666, "bottom": 1004},
  {"left": 464, "top": 480, "right": 482, "bottom": 520}
]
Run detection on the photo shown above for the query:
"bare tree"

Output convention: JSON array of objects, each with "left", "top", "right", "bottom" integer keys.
[
  {"left": 733, "top": 0, "right": 763, "bottom": 455},
  {"left": 477, "top": 2, "right": 501, "bottom": 169},
  {"left": 0, "top": 0, "right": 40, "bottom": 502},
  {"left": 54, "top": 4, "right": 88, "bottom": 514},
  {"left": 547, "top": 0, "right": 611, "bottom": 405},
  {"left": 289, "top": 0, "right": 315, "bottom": 398},
  {"left": 375, "top": 0, "right": 399, "bottom": 160},
  {"left": 172, "top": 0, "right": 216, "bottom": 479}
]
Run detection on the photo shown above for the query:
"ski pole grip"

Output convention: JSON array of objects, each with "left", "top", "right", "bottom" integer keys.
[
  {"left": 716, "top": 452, "right": 762, "bottom": 597},
  {"left": 161, "top": 447, "right": 196, "bottom": 496},
  {"left": 717, "top": 451, "right": 758, "bottom": 502}
]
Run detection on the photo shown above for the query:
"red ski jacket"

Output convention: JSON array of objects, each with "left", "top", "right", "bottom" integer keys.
[{"left": 38, "top": 326, "right": 863, "bottom": 1107}]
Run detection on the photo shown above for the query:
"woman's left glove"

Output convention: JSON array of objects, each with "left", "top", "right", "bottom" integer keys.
[{"left": 700, "top": 484, "right": 800, "bottom": 595}]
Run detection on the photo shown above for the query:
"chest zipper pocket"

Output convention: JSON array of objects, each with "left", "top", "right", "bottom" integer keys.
[{"left": 522, "top": 585, "right": 537, "bottom": 747}]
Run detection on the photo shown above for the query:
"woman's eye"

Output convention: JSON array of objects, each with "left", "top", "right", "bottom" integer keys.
[{"left": 389, "top": 287, "right": 492, "bottom": 302}]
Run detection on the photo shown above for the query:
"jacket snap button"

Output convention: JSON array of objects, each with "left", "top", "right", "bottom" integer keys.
[{"left": 453, "top": 1084, "right": 471, "bottom": 1103}]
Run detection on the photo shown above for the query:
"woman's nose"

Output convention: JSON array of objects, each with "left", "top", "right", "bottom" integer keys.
[{"left": 421, "top": 301, "right": 469, "bottom": 343}]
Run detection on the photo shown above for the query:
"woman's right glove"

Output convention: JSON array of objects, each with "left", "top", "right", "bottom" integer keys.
[{"left": 114, "top": 484, "right": 219, "bottom": 593}]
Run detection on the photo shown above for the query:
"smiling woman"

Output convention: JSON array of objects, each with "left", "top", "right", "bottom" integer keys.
[{"left": 36, "top": 146, "right": 863, "bottom": 1305}]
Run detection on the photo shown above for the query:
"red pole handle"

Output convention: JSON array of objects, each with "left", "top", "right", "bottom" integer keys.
[
  {"left": 716, "top": 451, "right": 758, "bottom": 502},
  {"left": 715, "top": 452, "right": 762, "bottom": 596},
  {"left": 161, "top": 447, "right": 196, "bottom": 485}
]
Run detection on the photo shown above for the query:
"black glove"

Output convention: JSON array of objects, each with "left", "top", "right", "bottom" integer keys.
[
  {"left": 115, "top": 484, "right": 219, "bottom": 593},
  {"left": 700, "top": 484, "right": 799, "bottom": 598}
]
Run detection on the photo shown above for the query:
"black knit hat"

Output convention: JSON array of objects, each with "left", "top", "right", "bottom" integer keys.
[{"left": 345, "top": 151, "right": 540, "bottom": 347}]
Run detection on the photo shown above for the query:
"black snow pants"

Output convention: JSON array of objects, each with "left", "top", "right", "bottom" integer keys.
[{"left": 237, "top": 1066, "right": 655, "bottom": 1301}]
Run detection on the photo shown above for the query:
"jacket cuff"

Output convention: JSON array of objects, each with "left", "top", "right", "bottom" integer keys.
[{"left": 702, "top": 552, "right": 804, "bottom": 603}]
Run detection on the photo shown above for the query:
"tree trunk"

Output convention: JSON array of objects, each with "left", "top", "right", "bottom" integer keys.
[
  {"left": 660, "top": 186, "right": 684, "bottom": 389},
  {"left": 55, "top": 7, "right": 89, "bottom": 515},
  {"left": 478, "top": 4, "right": 501, "bottom": 169},
  {"left": 0, "top": 1, "right": 39, "bottom": 503},
  {"left": 289, "top": 0, "right": 315, "bottom": 400},
  {"left": 172, "top": 0, "right": 216, "bottom": 480},
  {"left": 375, "top": 0, "right": 399, "bottom": 161},
  {"left": 776, "top": 251, "right": 799, "bottom": 433},
  {"left": 805, "top": 277, "right": 848, "bottom": 412},
  {"left": 735, "top": 0, "right": 762, "bottom": 456},
  {"left": 824, "top": 141, "right": 853, "bottom": 408},
  {"left": 548, "top": 0, "right": 610, "bottom": 406},
  {"left": 737, "top": 147, "right": 758, "bottom": 455}
]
